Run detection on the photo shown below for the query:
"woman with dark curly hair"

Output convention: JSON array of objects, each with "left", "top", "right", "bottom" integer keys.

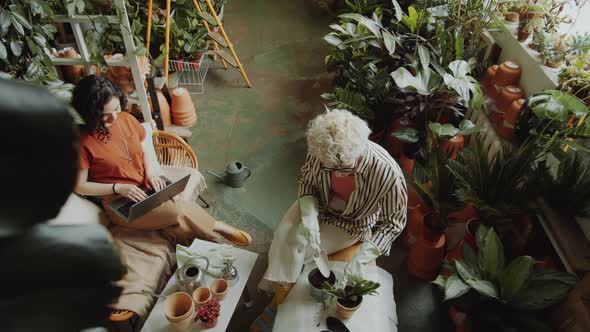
[{"left": 73, "top": 75, "right": 251, "bottom": 246}]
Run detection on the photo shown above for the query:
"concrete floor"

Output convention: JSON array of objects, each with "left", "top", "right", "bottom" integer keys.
[{"left": 188, "top": 0, "right": 452, "bottom": 331}]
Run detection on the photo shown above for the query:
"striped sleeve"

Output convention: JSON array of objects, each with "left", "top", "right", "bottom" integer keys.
[
  {"left": 298, "top": 153, "right": 318, "bottom": 198},
  {"left": 371, "top": 175, "right": 407, "bottom": 255}
]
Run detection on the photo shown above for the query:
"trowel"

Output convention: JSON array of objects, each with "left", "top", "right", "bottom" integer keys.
[{"left": 313, "top": 249, "right": 331, "bottom": 278}]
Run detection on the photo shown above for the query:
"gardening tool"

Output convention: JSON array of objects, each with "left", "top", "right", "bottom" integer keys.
[{"left": 206, "top": 161, "right": 252, "bottom": 188}]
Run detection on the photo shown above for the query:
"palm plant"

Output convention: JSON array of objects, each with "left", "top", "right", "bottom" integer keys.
[{"left": 447, "top": 137, "right": 538, "bottom": 234}]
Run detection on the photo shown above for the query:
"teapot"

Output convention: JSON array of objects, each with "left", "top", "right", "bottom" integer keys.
[
  {"left": 206, "top": 160, "right": 252, "bottom": 188},
  {"left": 175, "top": 256, "right": 209, "bottom": 293}
]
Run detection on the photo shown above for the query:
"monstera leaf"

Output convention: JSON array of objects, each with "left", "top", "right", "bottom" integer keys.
[
  {"left": 443, "top": 60, "right": 480, "bottom": 108},
  {"left": 391, "top": 67, "right": 441, "bottom": 95}
]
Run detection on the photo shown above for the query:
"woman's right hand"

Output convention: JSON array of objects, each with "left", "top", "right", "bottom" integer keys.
[{"left": 115, "top": 184, "right": 148, "bottom": 202}]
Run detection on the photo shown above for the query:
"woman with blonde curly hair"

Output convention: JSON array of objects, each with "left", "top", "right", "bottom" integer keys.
[{"left": 252, "top": 109, "right": 407, "bottom": 331}]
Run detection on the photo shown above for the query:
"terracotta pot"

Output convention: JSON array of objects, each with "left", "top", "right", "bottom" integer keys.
[
  {"left": 449, "top": 306, "right": 469, "bottom": 332},
  {"left": 164, "top": 292, "right": 195, "bottom": 331},
  {"left": 190, "top": 53, "right": 204, "bottom": 70},
  {"left": 545, "top": 60, "right": 562, "bottom": 68},
  {"left": 518, "top": 30, "right": 532, "bottom": 42},
  {"left": 505, "top": 12, "right": 519, "bottom": 22},
  {"left": 407, "top": 225, "right": 446, "bottom": 280},
  {"left": 446, "top": 205, "right": 477, "bottom": 250},
  {"left": 202, "top": 319, "right": 218, "bottom": 328},
  {"left": 369, "top": 128, "right": 385, "bottom": 144},
  {"left": 496, "top": 123, "right": 515, "bottom": 142},
  {"left": 504, "top": 99, "right": 525, "bottom": 126},
  {"left": 398, "top": 153, "right": 415, "bottom": 175},
  {"left": 210, "top": 279, "right": 229, "bottom": 301},
  {"left": 440, "top": 134, "right": 464, "bottom": 159},
  {"left": 407, "top": 189, "right": 422, "bottom": 210},
  {"left": 171, "top": 87, "right": 197, "bottom": 127},
  {"left": 336, "top": 298, "right": 362, "bottom": 319},
  {"left": 192, "top": 287, "right": 212, "bottom": 308},
  {"left": 58, "top": 47, "right": 86, "bottom": 84},
  {"left": 493, "top": 61, "right": 521, "bottom": 87},
  {"left": 497, "top": 86, "right": 524, "bottom": 110},
  {"left": 403, "top": 205, "right": 425, "bottom": 249},
  {"left": 480, "top": 65, "right": 498, "bottom": 96},
  {"left": 488, "top": 106, "right": 505, "bottom": 128},
  {"left": 386, "top": 117, "right": 414, "bottom": 158},
  {"left": 104, "top": 54, "right": 149, "bottom": 94}
]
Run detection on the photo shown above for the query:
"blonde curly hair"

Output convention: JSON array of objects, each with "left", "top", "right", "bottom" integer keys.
[{"left": 306, "top": 109, "right": 371, "bottom": 166}]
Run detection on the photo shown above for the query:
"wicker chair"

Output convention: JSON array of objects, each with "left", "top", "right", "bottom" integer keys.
[{"left": 108, "top": 129, "right": 200, "bottom": 329}]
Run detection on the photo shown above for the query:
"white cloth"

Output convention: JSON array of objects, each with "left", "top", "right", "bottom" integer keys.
[
  {"left": 273, "top": 262, "right": 397, "bottom": 332},
  {"left": 176, "top": 243, "right": 235, "bottom": 278},
  {"left": 262, "top": 201, "right": 358, "bottom": 287}
]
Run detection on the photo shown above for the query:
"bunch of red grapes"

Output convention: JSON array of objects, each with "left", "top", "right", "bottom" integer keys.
[{"left": 196, "top": 300, "right": 221, "bottom": 323}]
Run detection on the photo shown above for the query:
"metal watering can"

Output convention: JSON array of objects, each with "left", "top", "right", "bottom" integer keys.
[{"left": 206, "top": 161, "right": 252, "bottom": 188}]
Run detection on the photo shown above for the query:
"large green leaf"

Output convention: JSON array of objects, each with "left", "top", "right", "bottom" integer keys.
[
  {"left": 0, "top": 11, "right": 12, "bottom": 29},
  {"left": 429, "top": 122, "right": 459, "bottom": 138},
  {"left": 475, "top": 224, "right": 489, "bottom": 248},
  {"left": 455, "top": 260, "right": 480, "bottom": 281},
  {"left": 478, "top": 227, "right": 505, "bottom": 282},
  {"left": 444, "top": 274, "right": 471, "bottom": 301},
  {"left": 391, "top": 67, "right": 440, "bottom": 96},
  {"left": 339, "top": 13, "right": 382, "bottom": 38},
  {"left": 392, "top": 127, "right": 419, "bottom": 143},
  {"left": 432, "top": 274, "right": 446, "bottom": 290},
  {"left": 458, "top": 120, "right": 482, "bottom": 136},
  {"left": 10, "top": 40, "right": 21, "bottom": 57},
  {"left": 461, "top": 243, "right": 478, "bottom": 268},
  {"left": 529, "top": 90, "right": 589, "bottom": 121},
  {"left": 382, "top": 30, "right": 396, "bottom": 55},
  {"left": 0, "top": 41, "right": 6, "bottom": 60},
  {"left": 10, "top": 10, "right": 32, "bottom": 31},
  {"left": 418, "top": 45, "right": 430, "bottom": 71},
  {"left": 443, "top": 60, "right": 477, "bottom": 107},
  {"left": 500, "top": 256, "right": 535, "bottom": 301},
  {"left": 391, "top": 0, "right": 403, "bottom": 21},
  {"left": 464, "top": 278, "right": 500, "bottom": 299},
  {"left": 324, "top": 33, "right": 343, "bottom": 47},
  {"left": 511, "top": 269, "right": 577, "bottom": 310}
]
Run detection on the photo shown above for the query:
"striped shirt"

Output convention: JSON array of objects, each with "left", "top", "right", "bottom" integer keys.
[{"left": 298, "top": 141, "right": 407, "bottom": 255}]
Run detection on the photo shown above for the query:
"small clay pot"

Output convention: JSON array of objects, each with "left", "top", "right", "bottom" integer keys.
[
  {"left": 210, "top": 279, "right": 229, "bottom": 301},
  {"left": 480, "top": 65, "right": 498, "bottom": 96},
  {"left": 504, "top": 99, "right": 525, "bottom": 126},
  {"left": 58, "top": 47, "right": 86, "bottom": 84},
  {"left": 505, "top": 12, "right": 519, "bottom": 22},
  {"left": 164, "top": 292, "right": 195, "bottom": 331},
  {"left": 386, "top": 117, "right": 415, "bottom": 158},
  {"left": 407, "top": 216, "right": 446, "bottom": 281},
  {"left": 518, "top": 30, "right": 532, "bottom": 42},
  {"left": 398, "top": 153, "right": 415, "bottom": 174},
  {"left": 336, "top": 297, "right": 362, "bottom": 319},
  {"left": 440, "top": 134, "right": 464, "bottom": 160},
  {"left": 497, "top": 85, "right": 524, "bottom": 110},
  {"left": 545, "top": 60, "right": 562, "bottom": 68},
  {"left": 488, "top": 109, "right": 505, "bottom": 128},
  {"left": 192, "top": 287, "right": 212, "bottom": 308},
  {"left": 494, "top": 61, "right": 521, "bottom": 87}
]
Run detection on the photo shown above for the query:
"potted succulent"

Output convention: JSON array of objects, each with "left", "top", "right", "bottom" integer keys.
[
  {"left": 196, "top": 299, "right": 221, "bottom": 328},
  {"left": 308, "top": 267, "right": 336, "bottom": 302},
  {"left": 558, "top": 54, "right": 590, "bottom": 105},
  {"left": 517, "top": 11, "right": 542, "bottom": 42},
  {"left": 433, "top": 225, "right": 577, "bottom": 331},
  {"left": 542, "top": 33, "right": 569, "bottom": 68},
  {"left": 322, "top": 275, "right": 380, "bottom": 319}
]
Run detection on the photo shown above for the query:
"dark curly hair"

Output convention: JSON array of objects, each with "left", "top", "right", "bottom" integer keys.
[{"left": 72, "top": 75, "right": 128, "bottom": 142}]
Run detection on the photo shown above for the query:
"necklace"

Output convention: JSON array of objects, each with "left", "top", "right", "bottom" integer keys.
[{"left": 109, "top": 122, "right": 132, "bottom": 164}]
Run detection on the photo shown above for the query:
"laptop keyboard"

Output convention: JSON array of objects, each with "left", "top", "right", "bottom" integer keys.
[{"left": 116, "top": 178, "right": 173, "bottom": 217}]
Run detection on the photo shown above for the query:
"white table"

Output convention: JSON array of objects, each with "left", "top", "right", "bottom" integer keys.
[
  {"left": 273, "top": 262, "right": 397, "bottom": 332},
  {"left": 142, "top": 240, "right": 258, "bottom": 331}
]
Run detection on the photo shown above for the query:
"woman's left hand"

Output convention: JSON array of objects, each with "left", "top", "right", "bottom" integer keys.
[{"left": 147, "top": 176, "right": 167, "bottom": 192}]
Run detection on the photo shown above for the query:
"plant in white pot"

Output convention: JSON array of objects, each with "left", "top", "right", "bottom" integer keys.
[
  {"left": 433, "top": 225, "right": 578, "bottom": 331},
  {"left": 322, "top": 276, "right": 380, "bottom": 319}
]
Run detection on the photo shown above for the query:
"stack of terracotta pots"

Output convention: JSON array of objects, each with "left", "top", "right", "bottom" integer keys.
[
  {"left": 481, "top": 61, "right": 524, "bottom": 141},
  {"left": 171, "top": 87, "right": 197, "bottom": 127},
  {"left": 55, "top": 47, "right": 86, "bottom": 84},
  {"left": 133, "top": 90, "right": 172, "bottom": 127}
]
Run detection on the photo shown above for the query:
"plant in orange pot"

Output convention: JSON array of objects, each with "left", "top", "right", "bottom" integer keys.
[
  {"left": 322, "top": 276, "right": 380, "bottom": 320},
  {"left": 407, "top": 149, "right": 464, "bottom": 280},
  {"left": 429, "top": 120, "right": 482, "bottom": 160}
]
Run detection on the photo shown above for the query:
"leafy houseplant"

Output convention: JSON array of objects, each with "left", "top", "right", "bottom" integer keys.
[
  {"left": 517, "top": 11, "right": 542, "bottom": 42},
  {"left": 558, "top": 55, "right": 590, "bottom": 105},
  {"left": 433, "top": 225, "right": 577, "bottom": 331},
  {"left": 322, "top": 275, "right": 380, "bottom": 319},
  {"left": 542, "top": 33, "right": 569, "bottom": 68},
  {"left": 528, "top": 28, "right": 547, "bottom": 53}
]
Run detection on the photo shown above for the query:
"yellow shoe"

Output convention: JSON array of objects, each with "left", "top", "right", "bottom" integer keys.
[{"left": 218, "top": 221, "right": 252, "bottom": 246}]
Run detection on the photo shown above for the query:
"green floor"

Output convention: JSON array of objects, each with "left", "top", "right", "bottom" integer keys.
[{"left": 186, "top": 1, "right": 451, "bottom": 331}]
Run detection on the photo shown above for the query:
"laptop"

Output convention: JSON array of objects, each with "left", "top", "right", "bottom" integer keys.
[{"left": 108, "top": 174, "right": 191, "bottom": 222}]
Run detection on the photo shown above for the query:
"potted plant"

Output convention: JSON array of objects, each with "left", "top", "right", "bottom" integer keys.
[
  {"left": 322, "top": 275, "right": 380, "bottom": 319},
  {"left": 308, "top": 267, "right": 336, "bottom": 302},
  {"left": 517, "top": 11, "right": 542, "bottom": 42},
  {"left": 542, "top": 33, "right": 569, "bottom": 68},
  {"left": 558, "top": 55, "right": 590, "bottom": 105},
  {"left": 528, "top": 28, "right": 547, "bottom": 52},
  {"left": 428, "top": 120, "right": 482, "bottom": 160},
  {"left": 196, "top": 299, "right": 220, "bottom": 328},
  {"left": 433, "top": 225, "right": 577, "bottom": 331}
]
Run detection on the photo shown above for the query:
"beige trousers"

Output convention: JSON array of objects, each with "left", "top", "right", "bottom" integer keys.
[{"left": 102, "top": 195, "right": 221, "bottom": 245}]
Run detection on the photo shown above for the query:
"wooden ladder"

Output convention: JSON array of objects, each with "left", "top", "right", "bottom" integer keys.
[{"left": 192, "top": 0, "right": 252, "bottom": 88}]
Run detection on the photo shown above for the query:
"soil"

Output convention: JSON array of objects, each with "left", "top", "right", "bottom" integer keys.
[
  {"left": 308, "top": 268, "right": 336, "bottom": 289},
  {"left": 337, "top": 296, "right": 362, "bottom": 309}
]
